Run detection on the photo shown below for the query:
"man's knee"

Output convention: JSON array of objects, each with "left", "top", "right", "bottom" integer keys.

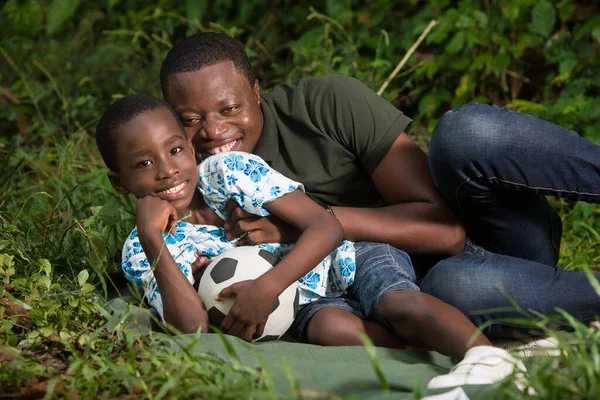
[{"left": 429, "top": 103, "right": 506, "bottom": 178}]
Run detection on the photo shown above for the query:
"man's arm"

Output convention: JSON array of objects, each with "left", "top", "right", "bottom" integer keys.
[{"left": 333, "top": 132, "right": 466, "bottom": 256}]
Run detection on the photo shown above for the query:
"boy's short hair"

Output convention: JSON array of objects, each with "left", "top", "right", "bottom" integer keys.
[
  {"left": 95, "top": 94, "right": 184, "bottom": 171},
  {"left": 160, "top": 32, "right": 256, "bottom": 98}
]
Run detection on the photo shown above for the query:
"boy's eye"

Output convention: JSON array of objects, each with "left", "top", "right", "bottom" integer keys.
[
  {"left": 171, "top": 146, "right": 183, "bottom": 155},
  {"left": 136, "top": 160, "right": 152, "bottom": 168}
]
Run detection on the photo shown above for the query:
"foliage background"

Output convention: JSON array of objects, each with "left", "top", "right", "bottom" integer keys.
[{"left": 1, "top": 0, "right": 599, "bottom": 398}]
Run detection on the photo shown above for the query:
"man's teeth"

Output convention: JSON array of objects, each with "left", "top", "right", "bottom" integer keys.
[
  {"left": 162, "top": 182, "right": 185, "bottom": 194},
  {"left": 209, "top": 140, "right": 238, "bottom": 154}
]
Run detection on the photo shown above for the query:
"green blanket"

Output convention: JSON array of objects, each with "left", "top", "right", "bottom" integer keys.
[{"left": 104, "top": 298, "right": 499, "bottom": 399}]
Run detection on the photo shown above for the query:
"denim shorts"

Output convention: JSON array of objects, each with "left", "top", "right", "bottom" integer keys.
[{"left": 290, "top": 241, "right": 420, "bottom": 342}]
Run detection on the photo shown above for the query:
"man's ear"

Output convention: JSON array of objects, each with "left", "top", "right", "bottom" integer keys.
[
  {"left": 252, "top": 79, "right": 260, "bottom": 106},
  {"left": 107, "top": 171, "right": 130, "bottom": 195}
]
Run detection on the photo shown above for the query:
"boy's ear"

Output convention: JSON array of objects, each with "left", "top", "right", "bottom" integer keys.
[{"left": 107, "top": 171, "right": 130, "bottom": 195}]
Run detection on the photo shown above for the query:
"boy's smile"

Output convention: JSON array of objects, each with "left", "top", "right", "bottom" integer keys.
[
  {"left": 108, "top": 107, "right": 200, "bottom": 215},
  {"left": 165, "top": 61, "right": 263, "bottom": 162}
]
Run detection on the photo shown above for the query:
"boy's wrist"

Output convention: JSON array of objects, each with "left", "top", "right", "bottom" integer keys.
[
  {"left": 255, "top": 272, "right": 284, "bottom": 299},
  {"left": 138, "top": 231, "right": 164, "bottom": 251}
]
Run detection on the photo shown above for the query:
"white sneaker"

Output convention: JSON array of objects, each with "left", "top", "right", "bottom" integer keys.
[
  {"left": 496, "top": 336, "right": 561, "bottom": 357},
  {"left": 427, "top": 346, "right": 527, "bottom": 389}
]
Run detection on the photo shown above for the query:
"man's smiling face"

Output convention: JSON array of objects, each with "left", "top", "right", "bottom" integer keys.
[
  {"left": 108, "top": 107, "right": 199, "bottom": 213},
  {"left": 165, "top": 61, "right": 263, "bottom": 162}
]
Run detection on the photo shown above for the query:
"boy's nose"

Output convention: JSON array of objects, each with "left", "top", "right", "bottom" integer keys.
[{"left": 156, "top": 160, "right": 178, "bottom": 180}]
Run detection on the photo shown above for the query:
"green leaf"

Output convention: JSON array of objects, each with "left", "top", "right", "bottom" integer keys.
[
  {"left": 107, "top": 0, "right": 120, "bottom": 12},
  {"left": 455, "top": 74, "right": 471, "bottom": 98},
  {"left": 3, "top": 0, "right": 43, "bottom": 37},
  {"left": 446, "top": 31, "right": 466, "bottom": 55},
  {"left": 37, "top": 259, "right": 52, "bottom": 276},
  {"left": 46, "top": 0, "right": 80, "bottom": 36},
  {"left": 77, "top": 269, "right": 89, "bottom": 287},
  {"left": 559, "top": 56, "right": 578, "bottom": 79},
  {"left": 185, "top": 0, "right": 207, "bottom": 34},
  {"left": 593, "top": 27, "right": 600, "bottom": 45},
  {"left": 473, "top": 10, "right": 488, "bottom": 28},
  {"left": 529, "top": 1, "right": 556, "bottom": 37},
  {"left": 81, "top": 283, "right": 95, "bottom": 293},
  {"left": 38, "top": 276, "right": 51, "bottom": 291},
  {"left": 493, "top": 53, "right": 511, "bottom": 75}
]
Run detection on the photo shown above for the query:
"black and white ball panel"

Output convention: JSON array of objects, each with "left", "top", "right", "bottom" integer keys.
[{"left": 198, "top": 246, "right": 299, "bottom": 342}]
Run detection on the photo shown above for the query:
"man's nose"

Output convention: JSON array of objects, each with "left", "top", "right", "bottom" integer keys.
[{"left": 201, "top": 117, "right": 229, "bottom": 140}]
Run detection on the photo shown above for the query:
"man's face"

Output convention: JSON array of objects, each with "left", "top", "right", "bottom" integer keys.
[
  {"left": 165, "top": 61, "right": 263, "bottom": 163},
  {"left": 108, "top": 107, "right": 199, "bottom": 213}
]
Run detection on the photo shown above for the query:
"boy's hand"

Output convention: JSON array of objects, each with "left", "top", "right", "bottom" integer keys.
[
  {"left": 136, "top": 195, "right": 178, "bottom": 240},
  {"left": 216, "top": 279, "right": 279, "bottom": 341},
  {"left": 223, "top": 200, "right": 300, "bottom": 244}
]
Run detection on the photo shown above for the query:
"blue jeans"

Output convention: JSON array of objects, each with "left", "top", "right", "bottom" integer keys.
[
  {"left": 423, "top": 103, "right": 600, "bottom": 336},
  {"left": 291, "top": 242, "right": 419, "bottom": 342}
]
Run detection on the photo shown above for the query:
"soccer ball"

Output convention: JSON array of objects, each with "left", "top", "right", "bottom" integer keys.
[{"left": 197, "top": 246, "right": 299, "bottom": 342}]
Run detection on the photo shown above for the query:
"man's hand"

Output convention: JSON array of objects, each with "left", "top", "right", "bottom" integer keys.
[
  {"left": 223, "top": 199, "right": 300, "bottom": 244},
  {"left": 136, "top": 195, "right": 178, "bottom": 241},
  {"left": 215, "top": 279, "right": 279, "bottom": 341}
]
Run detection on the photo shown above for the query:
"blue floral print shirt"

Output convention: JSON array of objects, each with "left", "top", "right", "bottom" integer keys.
[{"left": 121, "top": 152, "right": 356, "bottom": 319}]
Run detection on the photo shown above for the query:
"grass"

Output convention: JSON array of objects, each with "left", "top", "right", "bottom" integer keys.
[
  {"left": 1, "top": 7, "right": 600, "bottom": 398},
  {"left": 2, "top": 88, "right": 599, "bottom": 400}
]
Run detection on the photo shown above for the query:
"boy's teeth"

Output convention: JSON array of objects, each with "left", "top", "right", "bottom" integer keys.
[
  {"left": 209, "top": 140, "right": 237, "bottom": 154},
  {"left": 162, "top": 182, "right": 185, "bottom": 194}
]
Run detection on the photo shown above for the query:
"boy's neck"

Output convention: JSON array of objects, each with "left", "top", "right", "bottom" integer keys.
[{"left": 178, "top": 190, "right": 224, "bottom": 227}]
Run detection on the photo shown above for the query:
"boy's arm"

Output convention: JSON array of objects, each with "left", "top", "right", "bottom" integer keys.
[
  {"left": 224, "top": 134, "right": 464, "bottom": 255},
  {"left": 136, "top": 195, "right": 209, "bottom": 334},
  {"left": 217, "top": 189, "right": 344, "bottom": 341}
]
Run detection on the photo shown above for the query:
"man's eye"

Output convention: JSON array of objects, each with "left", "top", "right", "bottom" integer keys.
[
  {"left": 136, "top": 160, "right": 152, "bottom": 168},
  {"left": 223, "top": 106, "right": 238, "bottom": 113},
  {"left": 183, "top": 117, "right": 199, "bottom": 125},
  {"left": 171, "top": 147, "right": 183, "bottom": 155}
]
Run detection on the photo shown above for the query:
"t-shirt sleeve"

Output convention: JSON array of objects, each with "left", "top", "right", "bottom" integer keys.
[
  {"left": 303, "top": 75, "right": 412, "bottom": 174},
  {"left": 197, "top": 152, "right": 304, "bottom": 220}
]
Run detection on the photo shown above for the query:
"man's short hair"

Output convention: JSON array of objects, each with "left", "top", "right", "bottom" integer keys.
[
  {"left": 160, "top": 32, "right": 256, "bottom": 98},
  {"left": 95, "top": 94, "right": 184, "bottom": 171}
]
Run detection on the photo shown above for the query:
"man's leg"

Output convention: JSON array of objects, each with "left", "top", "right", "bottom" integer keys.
[
  {"left": 420, "top": 241, "right": 600, "bottom": 338},
  {"left": 429, "top": 103, "right": 600, "bottom": 266}
]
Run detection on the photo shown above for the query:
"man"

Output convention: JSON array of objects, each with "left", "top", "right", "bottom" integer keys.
[{"left": 159, "top": 32, "right": 600, "bottom": 346}]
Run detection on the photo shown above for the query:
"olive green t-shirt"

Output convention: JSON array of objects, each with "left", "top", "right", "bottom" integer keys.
[{"left": 254, "top": 75, "right": 412, "bottom": 208}]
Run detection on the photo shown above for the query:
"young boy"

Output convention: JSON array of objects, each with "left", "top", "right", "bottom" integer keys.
[{"left": 95, "top": 93, "right": 507, "bottom": 365}]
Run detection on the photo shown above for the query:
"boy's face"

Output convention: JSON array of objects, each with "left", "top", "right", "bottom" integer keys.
[
  {"left": 108, "top": 107, "right": 198, "bottom": 212},
  {"left": 165, "top": 61, "right": 263, "bottom": 162}
]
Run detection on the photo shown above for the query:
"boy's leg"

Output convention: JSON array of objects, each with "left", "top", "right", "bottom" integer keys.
[
  {"left": 378, "top": 291, "right": 490, "bottom": 359},
  {"left": 352, "top": 242, "right": 491, "bottom": 359},
  {"left": 420, "top": 241, "right": 600, "bottom": 337},
  {"left": 291, "top": 296, "right": 409, "bottom": 348},
  {"left": 429, "top": 103, "right": 600, "bottom": 266}
]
